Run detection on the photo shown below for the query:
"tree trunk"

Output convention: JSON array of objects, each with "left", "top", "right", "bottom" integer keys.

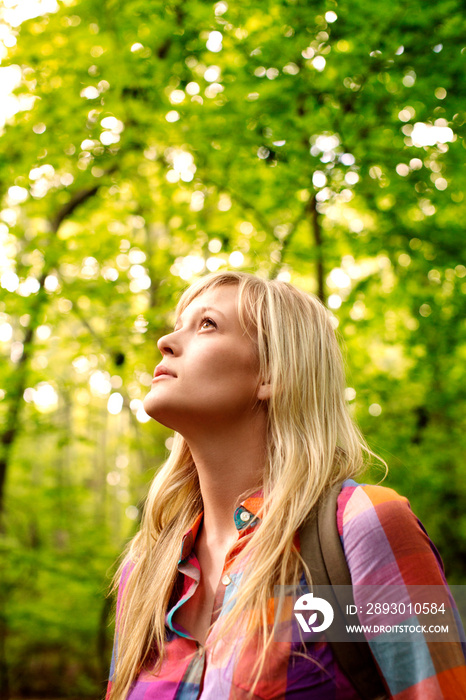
[{"left": 308, "top": 194, "right": 326, "bottom": 303}]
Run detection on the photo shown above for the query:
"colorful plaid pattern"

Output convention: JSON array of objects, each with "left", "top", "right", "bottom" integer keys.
[{"left": 106, "top": 480, "right": 466, "bottom": 699}]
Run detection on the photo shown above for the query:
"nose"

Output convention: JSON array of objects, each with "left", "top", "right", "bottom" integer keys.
[{"left": 157, "top": 331, "right": 176, "bottom": 356}]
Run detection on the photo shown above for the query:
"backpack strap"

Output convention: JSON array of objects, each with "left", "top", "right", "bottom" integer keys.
[{"left": 299, "top": 483, "right": 388, "bottom": 700}]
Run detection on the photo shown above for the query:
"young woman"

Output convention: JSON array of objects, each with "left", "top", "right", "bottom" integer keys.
[{"left": 106, "top": 271, "right": 466, "bottom": 699}]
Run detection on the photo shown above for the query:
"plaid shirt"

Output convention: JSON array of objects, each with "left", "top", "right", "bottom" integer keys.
[{"left": 107, "top": 480, "right": 466, "bottom": 699}]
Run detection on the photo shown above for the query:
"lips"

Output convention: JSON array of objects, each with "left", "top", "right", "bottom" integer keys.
[{"left": 154, "top": 364, "right": 176, "bottom": 378}]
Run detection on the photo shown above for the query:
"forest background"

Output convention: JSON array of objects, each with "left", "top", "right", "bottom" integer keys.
[{"left": 0, "top": 0, "right": 465, "bottom": 697}]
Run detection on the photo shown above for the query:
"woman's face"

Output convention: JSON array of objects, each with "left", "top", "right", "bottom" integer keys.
[{"left": 143, "top": 284, "right": 269, "bottom": 434}]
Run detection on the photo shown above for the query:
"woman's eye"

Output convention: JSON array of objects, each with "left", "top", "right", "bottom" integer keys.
[{"left": 200, "top": 317, "right": 216, "bottom": 329}]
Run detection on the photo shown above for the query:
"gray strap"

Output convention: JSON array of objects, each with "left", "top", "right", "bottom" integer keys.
[{"left": 299, "top": 484, "right": 388, "bottom": 700}]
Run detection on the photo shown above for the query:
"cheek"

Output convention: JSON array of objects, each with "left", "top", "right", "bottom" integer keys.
[
  {"left": 189, "top": 342, "right": 250, "bottom": 378},
  {"left": 208, "top": 348, "right": 259, "bottom": 391},
  {"left": 179, "top": 347, "right": 258, "bottom": 402}
]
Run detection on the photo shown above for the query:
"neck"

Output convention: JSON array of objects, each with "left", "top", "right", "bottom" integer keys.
[{"left": 182, "top": 408, "right": 267, "bottom": 548}]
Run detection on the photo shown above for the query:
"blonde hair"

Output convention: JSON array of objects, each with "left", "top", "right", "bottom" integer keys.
[{"left": 109, "top": 271, "right": 385, "bottom": 699}]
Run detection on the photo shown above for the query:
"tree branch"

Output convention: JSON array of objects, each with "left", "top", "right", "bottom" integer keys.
[{"left": 0, "top": 174, "right": 113, "bottom": 518}]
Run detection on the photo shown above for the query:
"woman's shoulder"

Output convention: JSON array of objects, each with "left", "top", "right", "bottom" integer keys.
[
  {"left": 336, "top": 478, "right": 446, "bottom": 585},
  {"left": 115, "top": 559, "right": 137, "bottom": 615},
  {"left": 336, "top": 478, "right": 410, "bottom": 536}
]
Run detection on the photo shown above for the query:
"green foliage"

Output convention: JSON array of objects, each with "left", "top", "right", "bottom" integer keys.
[{"left": 0, "top": 0, "right": 465, "bottom": 695}]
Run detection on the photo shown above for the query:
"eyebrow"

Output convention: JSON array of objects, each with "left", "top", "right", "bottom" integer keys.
[{"left": 174, "top": 306, "right": 227, "bottom": 329}]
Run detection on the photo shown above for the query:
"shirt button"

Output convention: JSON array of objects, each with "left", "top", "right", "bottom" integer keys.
[
  {"left": 221, "top": 574, "right": 231, "bottom": 585},
  {"left": 240, "top": 511, "right": 251, "bottom": 522}
]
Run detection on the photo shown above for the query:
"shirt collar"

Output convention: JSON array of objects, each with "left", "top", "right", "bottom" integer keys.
[{"left": 178, "top": 488, "right": 264, "bottom": 564}]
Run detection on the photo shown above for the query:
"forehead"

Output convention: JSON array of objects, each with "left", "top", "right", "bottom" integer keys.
[{"left": 177, "top": 284, "right": 240, "bottom": 322}]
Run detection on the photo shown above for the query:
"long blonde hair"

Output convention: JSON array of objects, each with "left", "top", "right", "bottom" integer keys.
[{"left": 109, "top": 271, "right": 384, "bottom": 699}]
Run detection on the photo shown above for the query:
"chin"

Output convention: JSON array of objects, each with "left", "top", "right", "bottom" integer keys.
[
  {"left": 142, "top": 397, "right": 177, "bottom": 430},
  {"left": 142, "top": 394, "right": 158, "bottom": 419}
]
